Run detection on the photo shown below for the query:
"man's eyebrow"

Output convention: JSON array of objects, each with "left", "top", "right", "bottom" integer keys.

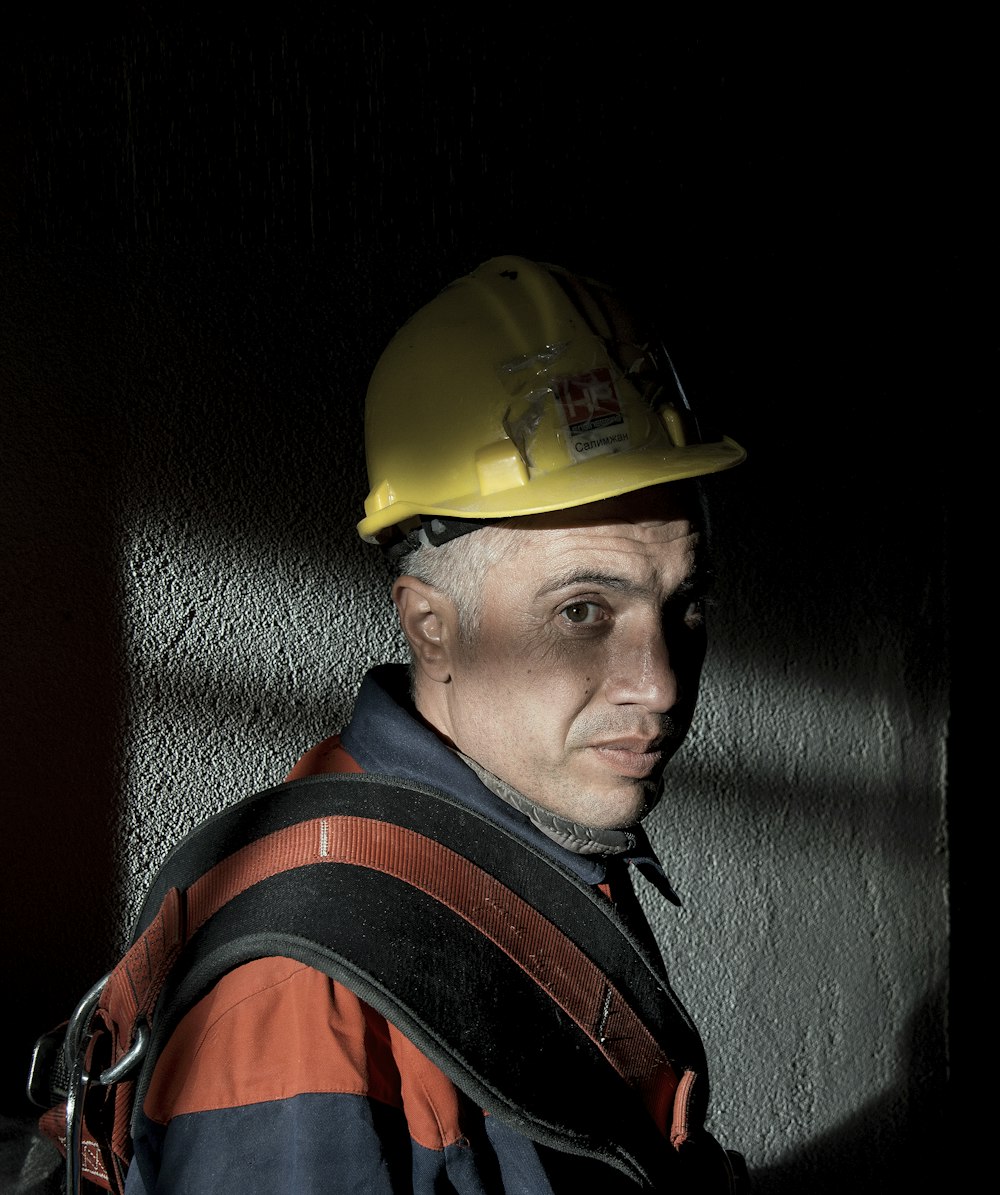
[
  {"left": 535, "top": 571, "right": 704, "bottom": 600},
  {"left": 536, "top": 572, "right": 639, "bottom": 597}
]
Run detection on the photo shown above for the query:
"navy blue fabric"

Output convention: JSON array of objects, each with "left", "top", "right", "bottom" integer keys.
[
  {"left": 126, "top": 1092, "right": 504, "bottom": 1195},
  {"left": 126, "top": 1093, "right": 659, "bottom": 1194},
  {"left": 484, "top": 1117, "right": 656, "bottom": 1195}
]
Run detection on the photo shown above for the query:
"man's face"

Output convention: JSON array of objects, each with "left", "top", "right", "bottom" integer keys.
[{"left": 429, "top": 486, "right": 708, "bottom": 829}]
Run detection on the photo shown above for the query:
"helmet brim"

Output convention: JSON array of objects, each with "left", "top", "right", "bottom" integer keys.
[{"left": 358, "top": 436, "right": 746, "bottom": 543}]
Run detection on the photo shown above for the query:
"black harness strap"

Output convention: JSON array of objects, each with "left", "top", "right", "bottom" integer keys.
[{"left": 66, "top": 773, "right": 720, "bottom": 1193}]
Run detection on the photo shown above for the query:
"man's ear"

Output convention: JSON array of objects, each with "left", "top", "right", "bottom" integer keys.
[{"left": 392, "top": 576, "right": 457, "bottom": 683}]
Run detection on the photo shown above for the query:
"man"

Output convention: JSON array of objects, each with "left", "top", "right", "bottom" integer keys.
[{"left": 123, "top": 255, "right": 748, "bottom": 1193}]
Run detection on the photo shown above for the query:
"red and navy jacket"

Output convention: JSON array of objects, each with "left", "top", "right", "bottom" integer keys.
[{"left": 124, "top": 664, "right": 697, "bottom": 1194}]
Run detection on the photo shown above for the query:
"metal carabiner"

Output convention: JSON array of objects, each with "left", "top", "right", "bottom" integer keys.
[
  {"left": 62, "top": 972, "right": 149, "bottom": 1195},
  {"left": 64, "top": 973, "right": 108, "bottom": 1195}
]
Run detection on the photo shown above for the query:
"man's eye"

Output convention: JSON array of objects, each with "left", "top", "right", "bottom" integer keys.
[{"left": 561, "top": 601, "right": 604, "bottom": 625}]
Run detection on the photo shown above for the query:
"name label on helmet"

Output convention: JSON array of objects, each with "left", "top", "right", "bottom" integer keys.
[{"left": 553, "top": 368, "right": 632, "bottom": 460}]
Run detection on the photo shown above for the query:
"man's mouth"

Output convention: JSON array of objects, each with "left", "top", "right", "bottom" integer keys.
[{"left": 590, "top": 738, "right": 665, "bottom": 779}]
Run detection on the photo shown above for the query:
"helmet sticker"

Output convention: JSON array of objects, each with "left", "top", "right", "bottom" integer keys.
[{"left": 552, "top": 367, "right": 632, "bottom": 461}]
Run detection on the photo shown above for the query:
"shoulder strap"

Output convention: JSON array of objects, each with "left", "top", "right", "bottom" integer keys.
[{"left": 74, "top": 773, "right": 719, "bottom": 1193}]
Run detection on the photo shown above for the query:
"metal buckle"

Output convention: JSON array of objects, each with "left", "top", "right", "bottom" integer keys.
[{"left": 63, "top": 972, "right": 149, "bottom": 1195}]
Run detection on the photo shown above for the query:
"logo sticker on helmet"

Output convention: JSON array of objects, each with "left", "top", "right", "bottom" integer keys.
[{"left": 553, "top": 368, "right": 633, "bottom": 460}]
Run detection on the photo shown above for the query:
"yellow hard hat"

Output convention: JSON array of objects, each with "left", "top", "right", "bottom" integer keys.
[{"left": 358, "top": 254, "right": 746, "bottom": 544}]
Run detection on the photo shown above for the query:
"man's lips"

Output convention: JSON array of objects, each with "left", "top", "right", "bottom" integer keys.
[{"left": 590, "top": 738, "right": 666, "bottom": 779}]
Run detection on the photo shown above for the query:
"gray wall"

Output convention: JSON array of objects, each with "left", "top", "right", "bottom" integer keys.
[{"left": 2, "top": 9, "right": 960, "bottom": 1193}]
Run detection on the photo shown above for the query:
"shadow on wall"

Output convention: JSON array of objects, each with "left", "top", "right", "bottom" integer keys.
[{"left": 747, "top": 988, "right": 951, "bottom": 1193}]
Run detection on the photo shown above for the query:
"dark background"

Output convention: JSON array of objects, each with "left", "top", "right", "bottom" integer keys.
[{"left": 1, "top": 4, "right": 975, "bottom": 1189}]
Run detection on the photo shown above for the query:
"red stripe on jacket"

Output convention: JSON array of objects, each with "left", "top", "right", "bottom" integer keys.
[{"left": 143, "top": 735, "right": 474, "bottom": 1152}]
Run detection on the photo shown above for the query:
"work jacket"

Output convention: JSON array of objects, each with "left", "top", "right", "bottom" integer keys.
[{"left": 124, "top": 664, "right": 733, "bottom": 1194}]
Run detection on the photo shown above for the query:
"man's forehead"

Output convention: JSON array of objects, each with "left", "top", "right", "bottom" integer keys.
[{"left": 496, "top": 486, "right": 705, "bottom": 597}]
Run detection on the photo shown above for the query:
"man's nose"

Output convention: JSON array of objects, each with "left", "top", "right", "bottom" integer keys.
[{"left": 603, "top": 624, "right": 678, "bottom": 713}]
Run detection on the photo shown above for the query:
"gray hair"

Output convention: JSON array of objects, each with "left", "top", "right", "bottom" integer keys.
[{"left": 393, "top": 522, "right": 526, "bottom": 639}]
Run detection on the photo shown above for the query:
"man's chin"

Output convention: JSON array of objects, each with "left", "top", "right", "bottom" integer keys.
[{"left": 570, "top": 777, "right": 661, "bottom": 831}]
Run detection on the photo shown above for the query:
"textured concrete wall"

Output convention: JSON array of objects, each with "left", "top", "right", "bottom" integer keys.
[{"left": 1, "top": 10, "right": 957, "bottom": 1193}]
